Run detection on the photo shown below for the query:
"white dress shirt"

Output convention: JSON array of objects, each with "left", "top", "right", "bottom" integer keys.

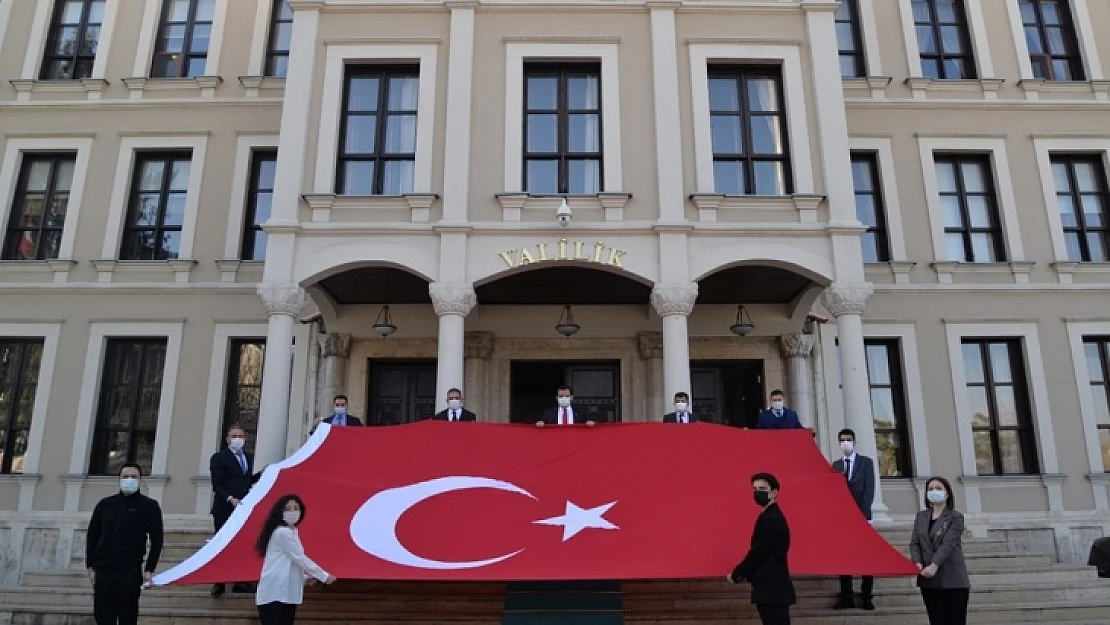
[
  {"left": 677, "top": 412, "right": 692, "bottom": 423},
  {"left": 556, "top": 406, "right": 575, "bottom": 424},
  {"left": 255, "top": 526, "right": 330, "bottom": 606},
  {"left": 841, "top": 452, "right": 858, "bottom": 480}
]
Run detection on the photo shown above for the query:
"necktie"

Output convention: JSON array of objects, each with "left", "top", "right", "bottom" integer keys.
[
  {"left": 561, "top": 408, "right": 568, "bottom": 425},
  {"left": 235, "top": 451, "right": 246, "bottom": 474},
  {"left": 844, "top": 458, "right": 852, "bottom": 481},
  {"left": 775, "top": 410, "right": 782, "bottom": 418},
  {"left": 681, "top": 414, "right": 687, "bottom": 424},
  {"left": 336, "top": 415, "right": 344, "bottom": 426},
  {"left": 451, "top": 411, "right": 457, "bottom": 421}
]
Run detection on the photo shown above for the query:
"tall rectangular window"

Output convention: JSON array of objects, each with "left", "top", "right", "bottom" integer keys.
[
  {"left": 41, "top": 0, "right": 105, "bottom": 80},
  {"left": 912, "top": 0, "right": 976, "bottom": 79},
  {"left": 708, "top": 67, "right": 791, "bottom": 196},
  {"left": 523, "top": 64, "right": 603, "bottom": 194},
  {"left": 864, "top": 340, "right": 912, "bottom": 477},
  {"left": 1051, "top": 155, "right": 1109, "bottom": 262},
  {"left": 336, "top": 66, "right": 419, "bottom": 196},
  {"left": 90, "top": 339, "right": 168, "bottom": 475},
  {"left": 264, "top": 0, "right": 292, "bottom": 78},
  {"left": 151, "top": 0, "right": 214, "bottom": 78},
  {"left": 0, "top": 338, "right": 45, "bottom": 474},
  {"left": 935, "top": 155, "right": 1005, "bottom": 262},
  {"left": 242, "top": 151, "right": 276, "bottom": 261},
  {"left": 1083, "top": 338, "right": 1110, "bottom": 471},
  {"left": 121, "top": 153, "right": 191, "bottom": 260},
  {"left": 962, "top": 339, "right": 1038, "bottom": 475},
  {"left": 220, "top": 339, "right": 265, "bottom": 455},
  {"left": 2, "top": 154, "right": 75, "bottom": 261},
  {"left": 1020, "top": 0, "right": 1084, "bottom": 81},
  {"left": 835, "top": 0, "right": 866, "bottom": 78},
  {"left": 851, "top": 153, "right": 890, "bottom": 262}
]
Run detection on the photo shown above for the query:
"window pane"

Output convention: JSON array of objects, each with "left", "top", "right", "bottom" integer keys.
[
  {"left": 866, "top": 344, "right": 891, "bottom": 384},
  {"left": 139, "top": 161, "right": 165, "bottom": 191},
  {"left": 963, "top": 343, "right": 985, "bottom": 382},
  {"left": 961, "top": 162, "right": 987, "bottom": 192},
  {"left": 870, "top": 388, "right": 896, "bottom": 429},
  {"left": 935, "top": 0, "right": 958, "bottom": 22},
  {"left": 567, "top": 160, "right": 600, "bottom": 195},
  {"left": 258, "top": 158, "right": 277, "bottom": 189},
  {"left": 387, "top": 77, "right": 419, "bottom": 111},
  {"left": 945, "top": 232, "right": 968, "bottom": 261},
  {"left": 916, "top": 26, "right": 938, "bottom": 54},
  {"left": 1064, "top": 231, "right": 1083, "bottom": 261},
  {"left": 936, "top": 162, "right": 958, "bottom": 193},
  {"left": 997, "top": 430, "right": 1024, "bottom": 473},
  {"left": 1100, "top": 429, "right": 1110, "bottom": 472},
  {"left": 54, "top": 159, "right": 75, "bottom": 191},
  {"left": 384, "top": 114, "right": 418, "bottom": 154},
  {"left": 341, "top": 161, "right": 374, "bottom": 195},
  {"left": 162, "top": 24, "right": 186, "bottom": 53},
  {"left": 196, "top": 0, "right": 216, "bottom": 22},
  {"left": 851, "top": 159, "right": 874, "bottom": 191},
  {"left": 711, "top": 115, "right": 743, "bottom": 155},
  {"left": 939, "top": 26, "right": 964, "bottom": 53},
  {"left": 747, "top": 79, "right": 779, "bottom": 111},
  {"left": 1074, "top": 162, "right": 1098, "bottom": 192},
  {"left": 1057, "top": 195, "right": 1078, "bottom": 228},
  {"left": 708, "top": 78, "right": 739, "bottom": 111},
  {"left": 61, "top": 1, "right": 85, "bottom": 23},
  {"left": 713, "top": 161, "right": 745, "bottom": 195},
  {"left": 1052, "top": 161, "right": 1071, "bottom": 191},
  {"left": 750, "top": 116, "right": 784, "bottom": 155},
  {"left": 343, "top": 115, "right": 377, "bottom": 155},
  {"left": 970, "top": 232, "right": 996, "bottom": 262},
  {"left": 567, "top": 114, "right": 600, "bottom": 153},
  {"left": 169, "top": 160, "right": 190, "bottom": 191},
  {"left": 839, "top": 56, "right": 859, "bottom": 78},
  {"left": 163, "top": 194, "right": 186, "bottom": 227},
  {"left": 253, "top": 192, "right": 272, "bottom": 225},
  {"left": 273, "top": 22, "right": 292, "bottom": 52},
  {"left": 967, "top": 386, "right": 990, "bottom": 427},
  {"left": 525, "top": 160, "right": 558, "bottom": 194},
  {"left": 855, "top": 195, "right": 877, "bottom": 226},
  {"left": 989, "top": 342, "right": 1013, "bottom": 383},
  {"left": 875, "top": 430, "right": 903, "bottom": 477},
  {"left": 132, "top": 194, "right": 161, "bottom": 226},
  {"left": 526, "top": 115, "right": 558, "bottom": 153},
  {"left": 381, "top": 160, "right": 413, "bottom": 195},
  {"left": 1089, "top": 233, "right": 1108, "bottom": 262},
  {"left": 940, "top": 195, "right": 963, "bottom": 227},
  {"left": 973, "top": 431, "right": 996, "bottom": 474},
  {"left": 347, "top": 77, "right": 379, "bottom": 111},
  {"left": 1025, "top": 26, "right": 1044, "bottom": 53},
  {"left": 1081, "top": 195, "right": 1105, "bottom": 227},
  {"left": 526, "top": 76, "right": 557, "bottom": 110},
  {"left": 1085, "top": 342, "right": 1105, "bottom": 382},
  {"left": 753, "top": 161, "right": 786, "bottom": 196},
  {"left": 993, "top": 385, "right": 1019, "bottom": 426},
  {"left": 25, "top": 161, "right": 53, "bottom": 192},
  {"left": 966, "top": 196, "right": 991, "bottom": 228},
  {"left": 567, "top": 76, "right": 599, "bottom": 110},
  {"left": 190, "top": 23, "right": 211, "bottom": 55},
  {"left": 159, "top": 232, "right": 181, "bottom": 259},
  {"left": 861, "top": 233, "right": 880, "bottom": 263},
  {"left": 1091, "top": 385, "right": 1110, "bottom": 426}
]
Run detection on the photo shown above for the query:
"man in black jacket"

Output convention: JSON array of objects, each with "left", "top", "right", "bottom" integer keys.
[
  {"left": 728, "top": 472, "right": 796, "bottom": 625},
  {"left": 86, "top": 462, "right": 163, "bottom": 625},
  {"left": 209, "top": 423, "right": 260, "bottom": 595}
]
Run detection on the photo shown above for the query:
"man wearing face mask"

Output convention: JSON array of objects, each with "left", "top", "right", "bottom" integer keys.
[
  {"left": 209, "top": 424, "right": 260, "bottom": 596},
  {"left": 86, "top": 462, "right": 163, "bottom": 625},
  {"left": 755, "top": 390, "right": 803, "bottom": 430},
  {"left": 432, "top": 388, "right": 478, "bottom": 421},
  {"left": 663, "top": 392, "right": 698, "bottom": 423},
  {"left": 727, "top": 472, "right": 795, "bottom": 625},
  {"left": 320, "top": 395, "right": 364, "bottom": 427},
  {"left": 831, "top": 428, "right": 876, "bottom": 611},
  {"left": 536, "top": 385, "right": 596, "bottom": 427}
]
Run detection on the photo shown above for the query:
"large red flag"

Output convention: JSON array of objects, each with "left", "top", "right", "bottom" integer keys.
[{"left": 154, "top": 422, "right": 917, "bottom": 584}]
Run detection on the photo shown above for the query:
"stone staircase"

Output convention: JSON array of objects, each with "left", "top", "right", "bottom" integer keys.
[{"left": 2, "top": 527, "right": 1106, "bottom": 624}]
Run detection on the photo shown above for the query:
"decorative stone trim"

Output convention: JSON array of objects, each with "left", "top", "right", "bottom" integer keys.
[
  {"left": 0, "top": 260, "right": 76, "bottom": 283},
  {"left": 238, "top": 75, "right": 286, "bottom": 98},
  {"left": 9, "top": 78, "right": 110, "bottom": 102},
  {"left": 688, "top": 193, "right": 824, "bottom": 223},
  {"left": 1051, "top": 261, "right": 1110, "bottom": 284},
  {"left": 819, "top": 282, "right": 872, "bottom": 317},
  {"left": 1093, "top": 80, "right": 1110, "bottom": 102},
  {"left": 1020, "top": 78, "right": 1109, "bottom": 101},
  {"left": 89, "top": 259, "right": 197, "bottom": 283},
  {"left": 904, "top": 77, "right": 1005, "bottom": 100},
  {"left": 429, "top": 283, "right": 477, "bottom": 317},
  {"left": 779, "top": 333, "right": 814, "bottom": 359},
  {"left": 302, "top": 193, "right": 439, "bottom": 223},
  {"left": 650, "top": 284, "right": 698, "bottom": 317},
  {"left": 637, "top": 331, "right": 663, "bottom": 360},
  {"left": 214, "top": 259, "right": 264, "bottom": 284},
  {"left": 0, "top": 473, "right": 41, "bottom": 485},
  {"left": 864, "top": 261, "right": 916, "bottom": 285},
  {"left": 494, "top": 193, "right": 632, "bottom": 222},
  {"left": 121, "top": 76, "right": 224, "bottom": 100},
  {"left": 464, "top": 331, "right": 494, "bottom": 360},
  {"left": 319, "top": 333, "right": 353, "bottom": 358},
  {"left": 842, "top": 76, "right": 893, "bottom": 100},
  {"left": 257, "top": 284, "right": 308, "bottom": 317},
  {"left": 929, "top": 261, "right": 1035, "bottom": 284}
]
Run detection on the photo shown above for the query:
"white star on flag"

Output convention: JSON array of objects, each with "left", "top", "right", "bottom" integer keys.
[{"left": 533, "top": 501, "right": 619, "bottom": 541}]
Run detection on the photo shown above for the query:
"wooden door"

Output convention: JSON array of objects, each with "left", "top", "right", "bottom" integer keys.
[{"left": 366, "top": 360, "right": 437, "bottom": 425}]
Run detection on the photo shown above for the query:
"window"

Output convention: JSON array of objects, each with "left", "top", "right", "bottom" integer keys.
[
  {"left": 242, "top": 151, "right": 275, "bottom": 260},
  {"left": 121, "top": 153, "right": 191, "bottom": 260},
  {"left": 864, "top": 340, "right": 912, "bottom": 477},
  {"left": 912, "top": 0, "right": 976, "bottom": 79},
  {"left": 90, "top": 338, "right": 167, "bottom": 475},
  {"left": 835, "top": 0, "right": 866, "bottom": 78},
  {"left": 3, "top": 154, "right": 75, "bottom": 260},
  {"left": 962, "top": 339, "right": 1038, "bottom": 475},
  {"left": 0, "top": 339, "right": 44, "bottom": 474},
  {"left": 1051, "top": 155, "right": 1108, "bottom": 262},
  {"left": 1020, "top": 0, "right": 1084, "bottom": 81},
  {"left": 851, "top": 153, "right": 890, "bottom": 262},
  {"left": 1083, "top": 338, "right": 1110, "bottom": 471},
  {"left": 336, "top": 66, "right": 419, "bottom": 196},
  {"left": 708, "top": 67, "right": 791, "bottom": 196},
  {"left": 264, "top": 0, "right": 292, "bottom": 78},
  {"left": 935, "top": 155, "right": 1005, "bottom": 262},
  {"left": 151, "top": 0, "right": 214, "bottom": 78},
  {"left": 41, "top": 0, "right": 105, "bottom": 79},
  {"left": 523, "top": 63, "right": 603, "bottom": 194},
  {"left": 220, "top": 339, "right": 265, "bottom": 455}
]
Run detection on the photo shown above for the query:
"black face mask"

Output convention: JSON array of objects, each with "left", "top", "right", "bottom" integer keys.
[{"left": 753, "top": 491, "right": 771, "bottom": 507}]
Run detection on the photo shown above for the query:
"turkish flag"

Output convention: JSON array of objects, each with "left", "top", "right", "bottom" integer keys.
[{"left": 155, "top": 422, "right": 917, "bottom": 585}]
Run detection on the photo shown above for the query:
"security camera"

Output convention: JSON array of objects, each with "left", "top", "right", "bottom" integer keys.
[
  {"left": 806, "top": 312, "right": 828, "bottom": 324},
  {"left": 556, "top": 198, "right": 572, "bottom": 227}
]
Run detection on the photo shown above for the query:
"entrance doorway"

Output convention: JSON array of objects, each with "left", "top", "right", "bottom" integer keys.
[
  {"left": 510, "top": 361, "right": 621, "bottom": 424},
  {"left": 366, "top": 359, "right": 437, "bottom": 425},
  {"left": 690, "top": 360, "right": 764, "bottom": 428}
]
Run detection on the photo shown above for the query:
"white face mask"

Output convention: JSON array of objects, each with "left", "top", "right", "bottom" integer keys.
[
  {"left": 771, "top": 400, "right": 784, "bottom": 410},
  {"left": 334, "top": 406, "right": 347, "bottom": 416},
  {"left": 283, "top": 511, "right": 301, "bottom": 526},
  {"left": 840, "top": 441, "right": 854, "bottom": 454},
  {"left": 675, "top": 402, "right": 688, "bottom": 413},
  {"left": 557, "top": 397, "right": 571, "bottom": 407},
  {"left": 447, "top": 399, "right": 461, "bottom": 410},
  {"left": 120, "top": 477, "right": 140, "bottom": 495},
  {"left": 926, "top": 489, "right": 947, "bottom": 504},
  {"left": 228, "top": 437, "right": 245, "bottom": 452}
]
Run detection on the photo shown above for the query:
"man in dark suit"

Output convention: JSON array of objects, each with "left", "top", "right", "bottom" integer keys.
[
  {"left": 432, "top": 388, "right": 477, "bottom": 421},
  {"left": 209, "top": 424, "right": 260, "bottom": 596},
  {"left": 832, "top": 428, "right": 876, "bottom": 610},
  {"left": 728, "top": 472, "right": 796, "bottom": 625},
  {"left": 662, "top": 391, "right": 698, "bottom": 423},
  {"left": 755, "top": 390, "right": 803, "bottom": 430},
  {"left": 536, "top": 385, "right": 595, "bottom": 427},
  {"left": 321, "top": 394, "right": 364, "bottom": 427}
]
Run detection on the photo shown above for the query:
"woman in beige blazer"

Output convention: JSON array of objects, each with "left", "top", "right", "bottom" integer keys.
[{"left": 909, "top": 476, "right": 970, "bottom": 625}]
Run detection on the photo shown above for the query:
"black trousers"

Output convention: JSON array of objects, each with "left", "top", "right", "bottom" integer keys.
[
  {"left": 93, "top": 566, "right": 142, "bottom": 625},
  {"left": 920, "top": 587, "right": 969, "bottom": 625},
  {"left": 258, "top": 601, "right": 298, "bottom": 625},
  {"left": 838, "top": 575, "right": 874, "bottom": 599},
  {"left": 756, "top": 603, "right": 791, "bottom": 625}
]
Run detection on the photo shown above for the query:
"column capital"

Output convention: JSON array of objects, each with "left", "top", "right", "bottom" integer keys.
[
  {"left": 464, "top": 331, "right": 494, "bottom": 360},
  {"left": 637, "top": 331, "right": 663, "bottom": 360},
  {"left": 651, "top": 283, "right": 698, "bottom": 317},
  {"left": 429, "top": 283, "right": 476, "bottom": 317},
  {"left": 319, "top": 332, "right": 352, "bottom": 358},
  {"left": 820, "top": 282, "right": 873, "bottom": 317},
  {"left": 780, "top": 333, "right": 815, "bottom": 359},
  {"left": 257, "top": 284, "right": 308, "bottom": 317}
]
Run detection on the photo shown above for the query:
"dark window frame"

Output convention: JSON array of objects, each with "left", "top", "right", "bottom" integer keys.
[
  {"left": 913, "top": 0, "right": 978, "bottom": 79},
  {"left": 708, "top": 65, "right": 793, "bottom": 196},
  {"left": 963, "top": 338, "right": 1039, "bottom": 475},
  {"left": 241, "top": 150, "right": 276, "bottom": 261},
  {"left": 335, "top": 65, "right": 420, "bottom": 196},
  {"left": 219, "top": 339, "right": 266, "bottom": 456},
  {"left": 835, "top": 0, "right": 867, "bottom": 78},
  {"left": 120, "top": 151, "right": 192, "bottom": 261},
  {"left": 89, "top": 338, "right": 168, "bottom": 476},
  {"left": 1020, "top": 0, "right": 1085, "bottom": 81},
  {"left": 3, "top": 153, "right": 75, "bottom": 261},
  {"left": 0, "top": 338, "right": 45, "bottom": 474},
  {"left": 40, "top": 0, "right": 105, "bottom": 80},
  {"left": 522, "top": 62, "right": 604, "bottom": 195},
  {"left": 935, "top": 153, "right": 1006, "bottom": 262},
  {"left": 264, "top": 0, "right": 292, "bottom": 78},
  {"left": 1084, "top": 337, "right": 1110, "bottom": 472},
  {"left": 151, "top": 0, "right": 213, "bottom": 79},
  {"left": 1051, "top": 154, "right": 1109, "bottom": 262},
  {"left": 850, "top": 152, "right": 891, "bottom": 263},
  {"left": 864, "top": 339, "right": 913, "bottom": 478}
]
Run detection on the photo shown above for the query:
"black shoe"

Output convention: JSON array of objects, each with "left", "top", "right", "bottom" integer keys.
[
  {"left": 834, "top": 597, "right": 854, "bottom": 610},
  {"left": 210, "top": 584, "right": 225, "bottom": 596},
  {"left": 862, "top": 597, "right": 875, "bottom": 611},
  {"left": 231, "top": 583, "right": 254, "bottom": 593}
]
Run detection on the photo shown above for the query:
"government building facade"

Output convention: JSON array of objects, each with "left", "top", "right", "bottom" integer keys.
[{"left": 0, "top": 0, "right": 1109, "bottom": 583}]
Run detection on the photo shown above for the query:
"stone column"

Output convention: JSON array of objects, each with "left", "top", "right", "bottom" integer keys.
[
  {"left": 255, "top": 284, "right": 307, "bottom": 469},
  {"left": 779, "top": 333, "right": 816, "bottom": 428},
  {"left": 637, "top": 332, "right": 664, "bottom": 422},
  {"left": 821, "top": 282, "right": 889, "bottom": 521},
  {"left": 651, "top": 284, "right": 698, "bottom": 407},
  {"left": 315, "top": 333, "right": 352, "bottom": 419},
  {"left": 464, "top": 331, "right": 494, "bottom": 420},
  {"left": 430, "top": 284, "right": 476, "bottom": 412}
]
